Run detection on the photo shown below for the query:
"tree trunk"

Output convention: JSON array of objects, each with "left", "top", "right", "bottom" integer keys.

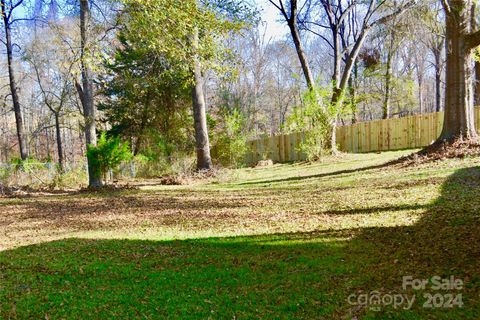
[
  {"left": 383, "top": 58, "right": 392, "bottom": 119},
  {"left": 329, "top": 88, "right": 342, "bottom": 153},
  {"left": 383, "top": 31, "right": 395, "bottom": 119},
  {"left": 191, "top": 28, "right": 213, "bottom": 171},
  {"left": 54, "top": 113, "right": 64, "bottom": 173},
  {"left": 475, "top": 61, "right": 480, "bottom": 106},
  {"left": 472, "top": 3, "right": 480, "bottom": 107},
  {"left": 329, "top": 28, "right": 370, "bottom": 151},
  {"left": 1, "top": 1, "right": 28, "bottom": 160},
  {"left": 78, "top": 0, "right": 102, "bottom": 187},
  {"left": 287, "top": 20, "right": 315, "bottom": 91},
  {"left": 272, "top": 0, "right": 315, "bottom": 90},
  {"left": 418, "top": 77, "right": 424, "bottom": 114},
  {"left": 434, "top": 45, "right": 442, "bottom": 112},
  {"left": 438, "top": 1, "right": 477, "bottom": 142},
  {"left": 45, "top": 127, "right": 52, "bottom": 161},
  {"left": 350, "top": 62, "right": 358, "bottom": 124}
]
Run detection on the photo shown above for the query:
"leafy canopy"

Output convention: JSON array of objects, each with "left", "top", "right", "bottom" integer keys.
[
  {"left": 122, "top": 0, "right": 255, "bottom": 78},
  {"left": 99, "top": 31, "right": 193, "bottom": 157}
]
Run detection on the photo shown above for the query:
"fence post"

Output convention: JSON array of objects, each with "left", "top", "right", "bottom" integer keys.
[{"left": 129, "top": 161, "right": 136, "bottom": 178}]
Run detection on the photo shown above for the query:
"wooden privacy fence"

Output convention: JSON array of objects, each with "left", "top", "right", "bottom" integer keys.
[{"left": 245, "top": 108, "right": 480, "bottom": 164}]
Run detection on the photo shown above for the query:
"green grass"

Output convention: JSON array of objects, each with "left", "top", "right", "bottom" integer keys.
[{"left": 0, "top": 150, "right": 479, "bottom": 319}]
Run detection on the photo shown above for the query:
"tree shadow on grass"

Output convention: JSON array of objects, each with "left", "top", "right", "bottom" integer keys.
[
  {"left": 0, "top": 167, "right": 479, "bottom": 319},
  {"left": 236, "top": 162, "right": 396, "bottom": 186},
  {"left": 321, "top": 203, "right": 428, "bottom": 216},
  {"left": 344, "top": 166, "right": 480, "bottom": 318}
]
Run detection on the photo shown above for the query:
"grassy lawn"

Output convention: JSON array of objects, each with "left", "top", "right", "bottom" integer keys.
[{"left": 0, "top": 150, "right": 479, "bottom": 319}]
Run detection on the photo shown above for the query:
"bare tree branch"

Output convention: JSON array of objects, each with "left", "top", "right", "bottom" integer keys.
[{"left": 371, "top": 0, "right": 417, "bottom": 28}]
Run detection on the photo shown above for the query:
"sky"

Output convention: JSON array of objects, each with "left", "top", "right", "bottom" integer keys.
[
  {"left": 7, "top": 0, "right": 289, "bottom": 40},
  {"left": 254, "top": 0, "right": 290, "bottom": 40}
]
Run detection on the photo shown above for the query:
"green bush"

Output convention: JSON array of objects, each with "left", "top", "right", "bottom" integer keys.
[
  {"left": 87, "top": 133, "right": 132, "bottom": 184},
  {"left": 212, "top": 109, "right": 249, "bottom": 167},
  {"left": 133, "top": 153, "right": 169, "bottom": 178},
  {"left": 9, "top": 158, "right": 40, "bottom": 174},
  {"left": 49, "top": 165, "right": 88, "bottom": 190},
  {"left": 133, "top": 152, "right": 196, "bottom": 179},
  {"left": 286, "top": 85, "right": 338, "bottom": 161},
  {"left": 0, "top": 165, "right": 11, "bottom": 189}
]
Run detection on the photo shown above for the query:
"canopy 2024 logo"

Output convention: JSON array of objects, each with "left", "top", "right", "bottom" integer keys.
[{"left": 347, "top": 275, "right": 464, "bottom": 311}]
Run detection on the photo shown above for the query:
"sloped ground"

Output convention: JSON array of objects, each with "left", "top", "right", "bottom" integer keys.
[{"left": 0, "top": 151, "right": 479, "bottom": 319}]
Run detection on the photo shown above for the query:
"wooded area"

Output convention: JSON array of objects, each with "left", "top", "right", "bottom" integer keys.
[{"left": 1, "top": 0, "right": 477, "bottom": 186}]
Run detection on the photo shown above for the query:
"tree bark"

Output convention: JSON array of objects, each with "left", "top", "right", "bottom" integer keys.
[
  {"left": 418, "top": 77, "right": 424, "bottom": 114},
  {"left": 383, "top": 28, "right": 397, "bottom": 119},
  {"left": 289, "top": 24, "right": 315, "bottom": 91},
  {"left": 349, "top": 61, "right": 358, "bottom": 124},
  {"left": 383, "top": 51, "right": 393, "bottom": 119},
  {"left": 54, "top": 113, "right": 64, "bottom": 173},
  {"left": 286, "top": 1, "right": 315, "bottom": 90},
  {"left": 1, "top": 0, "right": 28, "bottom": 160},
  {"left": 45, "top": 127, "right": 52, "bottom": 161},
  {"left": 191, "top": 28, "right": 213, "bottom": 171},
  {"left": 434, "top": 44, "right": 443, "bottom": 112},
  {"left": 471, "top": 2, "right": 480, "bottom": 107},
  {"left": 77, "top": 0, "right": 102, "bottom": 187},
  {"left": 475, "top": 61, "right": 480, "bottom": 106},
  {"left": 438, "top": 0, "right": 477, "bottom": 142},
  {"left": 329, "top": 27, "right": 370, "bottom": 152},
  {"left": 269, "top": 0, "right": 316, "bottom": 90}
]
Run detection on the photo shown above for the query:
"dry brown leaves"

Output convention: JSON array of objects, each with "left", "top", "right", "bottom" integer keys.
[{"left": 395, "top": 139, "right": 480, "bottom": 167}]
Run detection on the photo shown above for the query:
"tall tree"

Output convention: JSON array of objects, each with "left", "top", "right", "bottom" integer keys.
[
  {"left": 123, "top": 0, "right": 250, "bottom": 170},
  {"left": 191, "top": 27, "right": 213, "bottom": 170},
  {"left": 25, "top": 26, "right": 78, "bottom": 173},
  {"left": 438, "top": 0, "right": 480, "bottom": 142},
  {"left": 100, "top": 31, "right": 193, "bottom": 159},
  {"left": 420, "top": 1, "right": 445, "bottom": 113},
  {"left": 268, "top": 0, "right": 316, "bottom": 91},
  {"left": 76, "top": 0, "right": 102, "bottom": 186},
  {"left": 307, "top": 0, "right": 416, "bottom": 150},
  {"left": 475, "top": 58, "right": 480, "bottom": 106},
  {"left": 1, "top": 0, "right": 28, "bottom": 160},
  {"left": 271, "top": 0, "right": 415, "bottom": 151},
  {"left": 383, "top": 29, "right": 396, "bottom": 119}
]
